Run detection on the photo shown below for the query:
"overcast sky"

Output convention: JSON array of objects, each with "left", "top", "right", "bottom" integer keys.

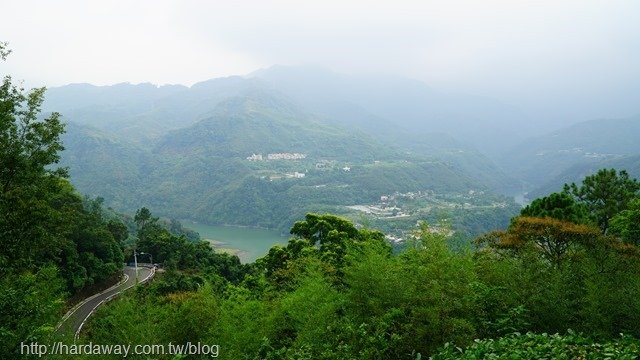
[{"left": 2, "top": 0, "right": 639, "bottom": 123}]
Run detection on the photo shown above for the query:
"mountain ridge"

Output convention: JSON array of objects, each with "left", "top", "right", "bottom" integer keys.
[{"left": 501, "top": 115, "right": 640, "bottom": 187}]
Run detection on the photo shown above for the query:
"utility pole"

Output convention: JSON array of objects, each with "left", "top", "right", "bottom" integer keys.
[{"left": 133, "top": 250, "right": 139, "bottom": 284}]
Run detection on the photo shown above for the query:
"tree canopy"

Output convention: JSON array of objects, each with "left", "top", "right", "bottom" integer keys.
[
  {"left": 0, "top": 44, "right": 126, "bottom": 356},
  {"left": 564, "top": 169, "right": 640, "bottom": 234},
  {"left": 610, "top": 198, "right": 640, "bottom": 246},
  {"left": 520, "top": 192, "right": 591, "bottom": 225}
]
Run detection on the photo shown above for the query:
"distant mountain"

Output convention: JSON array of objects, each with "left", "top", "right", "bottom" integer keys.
[
  {"left": 45, "top": 77, "right": 266, "bottom": 145},
  {"left": 44, "top": 83, "right": 185, "bottom": 142},
  {"left": 246, "top": 68, "right": 521, "bottom": 192},
  {"left": 529, "top": 155, "right": 640, "bottom": 199},
  {"left": 249, "top": 65, "right": 535, "bottom": 156},
  {"left": 47, "top": 66, "right": 539, "bottom": 158},
  {"left": 45, "top": 67, "right": 518, "bottom": 195},
  {"left": 44, "top": 82, "right": 186, "bottom": 111},
  {"left": 153, "top": 89, "right": 393, "bottom": 161},
  {"left": 151, "top": 91, "right": 494, "bottom": 225},
  {"left": 500, "top": 115, "right": 640, "bottom": 188},
  {"left": 58, "top": 91, "right": 496, "bottom": 231},
  {"left": 59, "top": 122, "right": 155, "bottom": 209}
]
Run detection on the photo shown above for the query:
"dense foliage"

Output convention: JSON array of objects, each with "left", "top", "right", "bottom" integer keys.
[
  {"left": 81, "top": 199, "right": 640, "bottom": 359},
  {"left": 134, "top": 207, "right": 248, "bottom": 286},
  {"left": 83, "top": 215, "right": 479, "bottom": 359},
  {"left": 563, "top": 168, "right": 640, "bottom": 233},
  {"left": 520, "top": 191, "right": 591, "bottom": 224},
  {"left": 433, "top": 332, "right": 640, "bottom": 360},
  {"left": 4, "top": 42, "right": 640, "bottom": 359},
  {"left": 55, "top": 87, "right": 520, "bottom": 239},
  {"left": 70, "top": 166, "right": 640, "bottom": 359},
  {"left": 0, "top": 44, "right": 127, "bottom": 357}
]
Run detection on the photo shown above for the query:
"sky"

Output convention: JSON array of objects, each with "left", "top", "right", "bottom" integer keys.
[{"left": 1, "top": 0, "right": 639, "bottom": 123}]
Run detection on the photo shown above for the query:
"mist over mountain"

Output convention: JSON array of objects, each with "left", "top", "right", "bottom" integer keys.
[
  {"left": 43, "top": 65, "right": 523, "bottom": 178},
  {"left": 46, "top": 66, "right": 640, "bottom": 235},
  {"left": 501, "top": 115, "right": 640, "bottom": 188},
  {"left": 44, "top": 77, "right": 266, "bottom": 145},
  {"left": 528, "top": 154, "right": 640, "bottom": 199},
  {"left": 153, "top": 89, "right": 391, "bottom": 160},
  {"left": 45, "top": 65, "right": 540, "bottom": 155},
  {"left": 249, "top": 65, "right": 537, "bottom": 156},
  {"left": 6, "top": 3, "right": 640, "bottom": 358},
  {"left": 57, "top": 86, "right": 513, "bottom": 233}
]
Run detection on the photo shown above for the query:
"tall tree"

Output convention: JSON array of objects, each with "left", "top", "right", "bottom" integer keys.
[
  {"left": 564, "top": 169, "right": 640, "bottom": 234},
  {"left": 0, "top": 79, "right": 66, "bottom": 195},
  {"left": 520, "top": 192, "right": 591, "bottom": 225},
  {"left": 0, "top": 41, "right": 69, "bottom": 358},
  {"left": 0, "top": 42, "right": 67, "bottom": 269},
  {"left": 134, "top": 207, "right": 156, "bottom": 229},
  {"left": 610, "top": 198, "right": 640, "bottom": 246},
  {"left": 477, "top": 216, "right": 600, "bottom": 269}
]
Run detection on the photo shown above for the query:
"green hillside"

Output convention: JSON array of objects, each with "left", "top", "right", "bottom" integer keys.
[
  {"left": 44, "top": 70, "right": 518, "bottom": 195},
  {"left": 501, "top": 115, "right": 640, "bottom": 187},
  {"left": 530, "top": 155, "right": 640, "bottom": 199},
  {"left": 44, "top": 77, "right": 266, "bottom": 145},
  {"left": 59, "top": 91, "right": 504, "bottom": 233},
  {"left": 153, "top": 90, "right": 395, "bottom": 161},
  {"left": 306, "top": 99, "right": 519, "bottom": 194},
  {"left": 59, "top": 122, "right": 155, "bottom": 209}
]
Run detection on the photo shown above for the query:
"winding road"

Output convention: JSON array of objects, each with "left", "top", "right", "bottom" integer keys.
[{"left": 56, "top": 265, "right": 155, "bottom": 340}]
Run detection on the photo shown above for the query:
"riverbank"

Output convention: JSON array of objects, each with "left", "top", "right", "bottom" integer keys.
[{"left": 182, "top": 221, "right": 288, "bottom": 263}]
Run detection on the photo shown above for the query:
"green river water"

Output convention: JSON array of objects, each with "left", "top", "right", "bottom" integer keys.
[{"left": 183, "top": 221, "right": 288, "bottom": 263}]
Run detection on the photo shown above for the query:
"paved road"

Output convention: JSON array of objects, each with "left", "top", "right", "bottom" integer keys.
[{"left": 57, "top": 265, "right": 155, "bottom": 339}]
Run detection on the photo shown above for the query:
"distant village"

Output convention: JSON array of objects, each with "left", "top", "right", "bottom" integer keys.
[
  {"left": 535, "top": 147, "right": 620, "bottom": 160},
  {"left": 246, "top": 152, "right": 307, "bottom": 161},
  {"left": 346, "top": 189, "right": 509, "bottom": 243},
  {"left": 247, "top": 152, "right": 353, "bottom": 181}
]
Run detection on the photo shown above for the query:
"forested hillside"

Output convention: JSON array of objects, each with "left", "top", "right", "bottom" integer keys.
[
  {"left": 51, "top": 74, "right": 640, "bottom": 238},
  {"left": 0, "top": 45, "right": 244, "bottom": 357},
  {"left": 249, "top": 65, "right": 536, "bottom": 155},
  {"left": 0, "top": 46, "right": 125, "bottom": 354},
  {"left": 4, "top": 40, "right": 640, "bottom": 359},
  {"left": 55, "top": 86, "right": 519, "bottom": 236},
  {"left": 501, "top": 115, "right": 640, "bottom": 187},
  {"left": 530, "top": 154, "right": 640, "bottom": 199},
  {"left": 76, "top": 169, "right": 640, "bottom": 359}
]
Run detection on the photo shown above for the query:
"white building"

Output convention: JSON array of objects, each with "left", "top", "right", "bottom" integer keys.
[{"left": 246, "top": 153, "right": 263, "bottom": 161}]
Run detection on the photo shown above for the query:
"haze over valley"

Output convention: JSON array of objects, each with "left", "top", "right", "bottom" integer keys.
[
  {"left": 3, "top": 1, "right": 640, "bottom": 358},
  {"left": 38, "top": 64, "right": 640, "bottom": 245}
]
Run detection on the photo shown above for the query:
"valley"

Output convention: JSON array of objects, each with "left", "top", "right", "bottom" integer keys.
[
  {"left": 52, "top": 77, "right": 526, "bottom": 246},
  {"left": 0, "top": 23, "right": 640, "bottom": 359},
  {"left": 3, "top": 15, "right": 640, "bottom": 357},
  {"left": 48, "top": 68, "right": 640, "bottom": 255}
]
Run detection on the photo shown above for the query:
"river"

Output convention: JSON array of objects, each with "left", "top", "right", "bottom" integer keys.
[{"left": 183, "top": 222, "right": 288, "bottom": 263}]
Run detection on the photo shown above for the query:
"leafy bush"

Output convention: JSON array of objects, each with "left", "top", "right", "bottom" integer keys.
[{"left": 432, "top": 332, "right": 640, "bottom": 360}]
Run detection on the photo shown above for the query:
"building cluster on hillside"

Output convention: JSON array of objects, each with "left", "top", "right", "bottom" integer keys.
[
  {"left": 380, "top": 190, "right": 435, "bottom": 203},
  {"left": 267, "top": 153, "right": 306, "bottom": 160},
  {"left": 267, "top": 171, "right": 306, "bottom": 181},
  {"left": 346, "top": 205, "right": 408, "bottom": 218},
  {"left": 289, "top": 172, "right": 305, "bottom": 178},
  {"left": 246, "top": 153, "right": 307, "bottom": 161}
]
